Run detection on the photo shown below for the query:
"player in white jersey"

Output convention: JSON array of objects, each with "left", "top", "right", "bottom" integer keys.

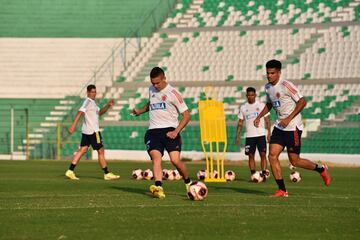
[
  {"left": 65, "top": 84, "right": 120, "bottom": 181},
  {"left": 132, "top": 67, "right": 192, "bottom": 199},
  {"left": 236, "top": 87, "right": 271, "bottom": 181},
  {"left": 254, "top": 60, "right": 331, "bottom": 197}
]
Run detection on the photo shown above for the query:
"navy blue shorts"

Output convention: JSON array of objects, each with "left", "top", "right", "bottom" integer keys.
[
  {"left": 144, "top": 127, "right": 182, "bottom": 157},
  {"left": 80, "top": 132, "right": 103, "bottom": 150},
  {"left": 245, "top": 136, "right": 267, "bottom": 155},
  {"left": 270, "top": 127, "right": 302, "bottom": 154}
]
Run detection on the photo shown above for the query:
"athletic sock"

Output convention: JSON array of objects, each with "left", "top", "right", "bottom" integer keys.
[
  {"left": 184, "top": 178, "right": 191, "bottom": 184},
  {"left": 275, "top": 179, "right": 286, "bottom": 192},
  {"left": 250, "top": 170, "right": 256, "bottom": 174},
  {"left": 155, "top": 181, "right": 162, "bottom": 187},
  {"left": 102, "top": 167, "right": 109, "bottom": 174},
  {"left": 314, "top": 164, "right": 325, "bottom": 173},
  {"left": 69, "top": 163, "right": 76, "bottom": 171}
]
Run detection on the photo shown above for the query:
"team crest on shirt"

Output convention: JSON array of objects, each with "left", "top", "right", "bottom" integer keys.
[
  {"left": 256, "top": 108, "right": 259, "bottom": 111},
  {"left": 276, "top": 92, "right": 281, "bottom": 98},
  {"left": 162, "top": 95, "right": 167, "bottom": 101}
]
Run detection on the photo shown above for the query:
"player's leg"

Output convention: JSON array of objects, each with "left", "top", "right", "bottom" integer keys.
[
  {"left": 92, "top": 132, "right": 119, "bottom": 180},
  {"left": 268, "top": 128, "right": 288, "bottom": 197},
  {"left": 245, "top": 137, "right": 256, "bottom": 176},
  {"left": 248, "top": 153, "right": 256, "bottom": 174},
  {"left": 65, "top": 134, "right": 90, "bottom": 180},
  {"left": 145, "top": 129, "right": 165, "bottom": 199},
  {"left": 257, "top": 136, "right": 268, "bottom": 178},
  {"left": 287, "top": 129, "right": 330, "bottom": 186}
]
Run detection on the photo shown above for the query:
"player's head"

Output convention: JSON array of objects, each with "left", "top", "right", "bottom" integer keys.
[
  {"left": 86, "top": 84, "right": 96, "bottom": 100},
  {"left": 266, "top": 59, "right": 281, "bottom": 85},
  {"left": 150, "top": 67, "right": 167, "bottom": 91},
  {"left": 246, "top": 87, "right": 256, "bottom": 104}
]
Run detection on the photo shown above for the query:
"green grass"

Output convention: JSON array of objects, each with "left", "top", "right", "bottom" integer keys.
[{"left": 0, "top": 160, "right": 359, "bottom": 240}]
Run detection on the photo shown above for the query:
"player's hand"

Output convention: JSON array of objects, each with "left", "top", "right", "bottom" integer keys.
[
  {"left": 235, "top": 137, "right": 240, "bottom": 146},
  {"left": 166, "top": 130, "right": 178, "bottom": 139},
  {"left": 68, "top": 126, "right": 76, "bottom": 135},
  {"left": 278, "top": 118, "right": 291, "bottom": 128},
  {"left": 253, "top": 118, "right": 260, "bottom": 128},
  {"left": 107, "top": 99, "right": 115, "bottom": 107},
  {"left": 131, "top": 108, "right": 139, "bottom": 116}
]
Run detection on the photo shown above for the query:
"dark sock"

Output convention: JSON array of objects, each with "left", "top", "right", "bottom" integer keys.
[
  {"left": 250, "top": 170, "right": 256, "bottom": 174},
  {"left": 184, "top": 178, "right": 191, "bottom": 184},
  {"left": 69, "top": 163, "right": 76, "bottom": 171},
  {"left": 276, "top": 179, "right": 286, "bottom": 192},
  {"left": 102, "top": 167, "right": 109, "bottom": 174},
  {"left": 155, "top": 181, "right": 162, "bottom": 187},
  {"left": 314, "top": 164, "right": 324, "bottom": 173}
]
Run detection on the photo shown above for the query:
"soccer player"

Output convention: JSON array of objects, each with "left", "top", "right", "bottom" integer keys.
[
  {"left": 254, "top": 59, "right": 331, "bottom": 197},
  {"left": 132, "top": 67, "right": 192, "bottom": 199},
  {"left": 236, "top": 87, "right": 271, "bottom": 180},
  {"left": 65, "top": 84, "right": 120, "bottom": 181}
]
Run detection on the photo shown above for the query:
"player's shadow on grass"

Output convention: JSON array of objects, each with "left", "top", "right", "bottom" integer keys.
[
  {"left": 209, "top": 185, "right": 266, "bottom": 195},
  {"left": 110, "top": 186, "right": 149, "bottom": 196}
]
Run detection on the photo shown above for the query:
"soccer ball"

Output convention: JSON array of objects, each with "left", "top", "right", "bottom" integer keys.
[
  {"left": 132, "top": 168, "right": 143, "bottom": 180},
  {"left": 143, "top": 169, "right": 154, "bottom": 180},
  {"left": 225, "top": 170, "right": 236, "bottom": 181},
  {"left": 187, "top": 181, "right": 208, "bottom": 201},
  {"left": 173, "top": 169, "right": 182, "bottom": 180},
  {"left": 212, "top": 170, "right": 218, "bottom": 178},
  {"left": 290, "top": 171, "right": 301, "bottom": 183},
  {"left": 289, "top": 163, "right": 296, "bottom": 170},
  {"left": 197, "top": 169, "right": 206, "bottom": 180},
  {"left": 264, "top": 169, "right": 271, "bottom": 179},
  {"left": 165, "top": 169, "right": 175, "bottom": 181},
  {"left": 162, "top": 169, "right": 169, "bottom": 180},
  {"left": 251, "top": 171, "right": 264, "bottom": 183}
]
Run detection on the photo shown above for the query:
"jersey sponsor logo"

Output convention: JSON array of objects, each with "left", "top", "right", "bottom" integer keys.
[
  {"left": 150, "top": 102, "right": 166, "bottom": 110},
  {"left": 272, "top": 100, "right": 281, "bottom": 108},
  {"left": 245, "top": 112, "right": 259, "bottom": 120},
  {"left": 171, "top": 89, "right": 184, "bottom": 103}
]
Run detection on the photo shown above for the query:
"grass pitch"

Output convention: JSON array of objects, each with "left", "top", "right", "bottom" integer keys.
[{"left": 0, "top": 160, "right": 359, "bottom": 240}]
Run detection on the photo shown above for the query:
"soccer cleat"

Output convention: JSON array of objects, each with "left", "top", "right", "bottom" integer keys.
[
  {"left": 65, "top": 170, "right": 79, "bottom": 180},
  {"left": 104, "top": 172, "right": 120, "bottom": 180},
  {"left": 320, "top": 164, "right": 331, "bottom": 186},
  {"left": 270, "top": 189, "right": 288, "bottom": 197},
  {"left": 150, "top": 185, "right": 166, "bottom": 199},
  {"left": 185, "top": 181, "right": 193, "bottom": 192}
]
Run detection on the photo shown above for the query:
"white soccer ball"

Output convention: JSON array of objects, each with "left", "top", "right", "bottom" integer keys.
[
  {"left": 251, "top": 171, "right": 264, "bottom": 183},
  {"left": 264, "top": 169, "right": 271, "bottom": 179},
  {"left": 197, "top": 169, "right": 206, "bottom": 180},
  {"left": 212, "top": 170, "right": 218, "bottom": 179},
  {"left": 173, "top": 169, "right": 182, "bottom": 180},
  {"left": 132, "top": 168, "right": 143, "bottom": 180},
  {"left": 225, "top": 170, "right": 236, "bottom": 181},
  {"left": 290, "top": 171, "right": 301, "bottom": 183},
  {"left": 165, "top": 169, "right": 175, "bottom": 181},
  {"left": 143, "top": 169, "right": 154, "bottom": 180},
  {"left": 162, "top": 169, "right": 169, "bottom": 180},
  {"left": 289, "top": 163, "right": 296, "bottom": 171},
  {"left": 187, "top": 181, "right": 208, "bottom": 201}
]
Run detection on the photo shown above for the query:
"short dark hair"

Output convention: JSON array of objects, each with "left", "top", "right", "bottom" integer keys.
[
  {"left": 266, "top": 59, "right": 282, "bottom": 70},
  {"left": 246, "top": 87, "right": 256, "bottom": 94},
  {"left": 150, "top": 67, "right": 164, "bottom": 78},
  {"left": 87, "top": 84, "right": 96, "bottom": 92}
]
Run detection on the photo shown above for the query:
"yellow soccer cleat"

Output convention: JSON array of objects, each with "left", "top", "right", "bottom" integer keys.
[
  {"left": 185, "top": 181, "right": 193, "bottom": 192},
  {"left": 65, "top": 170, "right": 79, "bottom": 180},
  {"left": 104, "top": 172, "right": 120, "bottom": 180},
  {"left": 149, "top": 185, "right": 166, "bottom": 199}
]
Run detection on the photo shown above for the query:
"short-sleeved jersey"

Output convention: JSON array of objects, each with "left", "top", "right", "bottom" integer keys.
[
  {"left": 148, "top": 84, "right": 188, "bottom": 129},
  {"left": 265, "top": 79, "right": 304, "bottom": 131},
  {"left": 79, "top": 97, "right": 100, "bottom": 134},
  {"left": 238, "top": 101, "right": 269, "bottom": 138}
]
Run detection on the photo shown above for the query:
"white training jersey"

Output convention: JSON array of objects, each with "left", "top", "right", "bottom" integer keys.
[
  {"left": 79, "top": 97, "right": 100, "bottom": 134},
  {"left": 265, "top": 79, "right": 304, "bottom": 131},
  {"left": 238, "top": 101, "right": 269, "bottom": 138},
  {"left": 148, "top": 84, "right": 188, "bottom": 129}
]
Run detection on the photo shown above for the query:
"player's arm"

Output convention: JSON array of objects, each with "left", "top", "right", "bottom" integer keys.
[
  {"left": 254, "top": 102, "right": 272, "bottom": 127},
  {"left": 132, "top": 102, "right": 149, "bottom": 116},
  {"left": 235, "top": 119, "right": 243, "bottom": 146},
  {"left": 68, "top": 111, "right": 84, "bottom": 134},
  {"left": 167, "top": 110, "right": 190, "bottom": 139},
  {"left": 278, "top": 97, "right": 306, "bottom": 128},
  {"left": 264, "top": 115, "right": 271, "bottom": 142},
  {"left": 99, "top": 99, "right": 114, "bottom": 116}
]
